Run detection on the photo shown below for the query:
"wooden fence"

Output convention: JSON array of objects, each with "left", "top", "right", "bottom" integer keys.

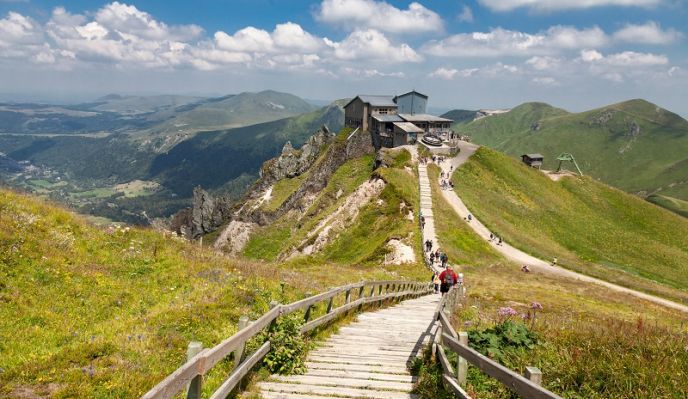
[
  {"left": 432, "top": 287, "right": 563, "bottom": 399},
  {"left": 141, "top": 280, "right": 433, "bottom": 399}
]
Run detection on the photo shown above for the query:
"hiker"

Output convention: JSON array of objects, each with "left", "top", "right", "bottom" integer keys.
[
  {"left": 439, "top": 265, "right": 458, "bottom": 295},
  {"left": 420, "top": 215, "right": 425, "bottom": 230},
  {"left": 434, "top": 249, "right": 440, "bottom": 261},
  {"left": 441, "top": 252, "right": 448, "bottom": 268},
  {"left": 497, "top": 237, "right": 502, "bottom": 246},
  {"left": 425, "top": 239, "right": 432, "bottom": 252},
  {"left": 429, "top": 252, "right": 435, "bottom": 264},
  {"left": 489, "top": 233, "right": 494, "bottom": 241},
  {"left": 457, "top": 273, "right": 464, "bottom": 286},
  {"left": 467, "top": 214, "right": 472, "bottom": 222},
  {"left": 521, "top": 264, "right": 531, "bottom": 273},
  {"left": 450, "top": 165, "right": 454, "bottom": 172},
  {"left": 449, "top": 181, "right": 454, "bottom": 189},
  {"left": 551, "top": 257, "right": 558, "bottom": 267},
  {"left": 432, "top": 273, "right": 441, "bottom": 293}
]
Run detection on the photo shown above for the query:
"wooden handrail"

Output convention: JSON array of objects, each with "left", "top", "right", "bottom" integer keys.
[
  {"left": 442, "top": 333, "right": 562, "bottom": 399},
  {"left": 433, "top": 286, "right": 562, "bottom": 399},
  {"left": 141, "top": 279, "right": 433, "bottom": 399}
]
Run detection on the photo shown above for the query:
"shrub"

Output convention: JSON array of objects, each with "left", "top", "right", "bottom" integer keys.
[
  {"left": 468, "top": 320, "right": 538, "bottom": 362},
  {"left": 260, "top": 314, "right": 308, "bottom": 375}
]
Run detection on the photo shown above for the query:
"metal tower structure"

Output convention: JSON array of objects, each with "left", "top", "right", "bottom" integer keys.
[{"left": 555, "top": 153, "right": 583, "bottom": 176}]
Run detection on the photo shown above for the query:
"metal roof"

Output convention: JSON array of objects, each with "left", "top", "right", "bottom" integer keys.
[
  {"left": 523, "top": 153, "right": 544, "bottom": 159},
  {"left": 372, "top": 114, "right": 404, "bottom": 122},
  {"left": 399, "top": 113, "right": 453, "bottom": 123},
  {"left": 343, "top": 95, "right": 398, "bottom": 109},
  {"left": 393, "top": 122, "right": 424, "bottom": 133},
  {"left": 394, "top": 90, "right": 428, "bottom": 100},
  {"left": 358, "top": 95, "right": 397, "bottom": 107}
]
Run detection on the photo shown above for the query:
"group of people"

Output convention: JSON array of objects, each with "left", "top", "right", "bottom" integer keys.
[
  {"left": 488, "top": 233, "right": 503, "bottom": 245},
  {"left": 425, "top": 239, "right": 448, "bottom": 268},
  {"left": 431, "top": 266, "right": 463, "bottom": 294},
  {"left": 440, "top": 179, "right": 454, "bottom": 190}
]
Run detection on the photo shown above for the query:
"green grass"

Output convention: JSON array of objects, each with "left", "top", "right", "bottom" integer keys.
[
  {"left": 0, "top": 188, "right": 427, "bottom": 398},
  {"left": 457, "top": 99, "right": 688, "bottom": 212},
  {"left": 647, "top": 194, "right": 688, "bottom": 218},
  {"left": 427, "top": 159, "right": 688, "bottom": 398},
  {"left": 452, "top": 147, "right": 688, "bottom": 304},
  {"left": 261, "top": 172, "right": 309, "bottom": 212}
]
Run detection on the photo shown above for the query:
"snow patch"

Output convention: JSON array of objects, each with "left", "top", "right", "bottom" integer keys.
[{"left": 266, "top": 101, "right": 285, "bottom": 110}]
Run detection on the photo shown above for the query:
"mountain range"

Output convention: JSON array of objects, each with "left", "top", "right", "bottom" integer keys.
[{"left": 449, "top": 99, "right": 688, "bottom": 217}]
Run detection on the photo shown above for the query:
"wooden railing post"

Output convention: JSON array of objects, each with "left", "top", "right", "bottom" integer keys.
[
  {"left": 232, "top": 316, "right": 249, "bottom": 370},
  {"left": 525, "top": 367, "right": 542, "bottom": 386},
  {"left": 345, "top": 289, "right": 351, "bottom": 304},
  {"left": 326, "top": 297, "right": 334, "bottom": 314},
  {"left": 369, "top": 285, "right": 375, "bottom": 297},
  {"left": 457, "top": 332, "right": 468, "bottom": 386},
  {"left": 186, "top": 341, "right": 203, "bottom": 399}
]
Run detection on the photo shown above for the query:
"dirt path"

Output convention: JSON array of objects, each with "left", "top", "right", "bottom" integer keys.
[{"left": 437, "top": 141, "right": 688, "bottom": 313}]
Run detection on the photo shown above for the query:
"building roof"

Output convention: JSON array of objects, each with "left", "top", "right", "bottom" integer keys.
[
  {"left": 344, "top": 95, "right": 397, "bottom": 109},
  {"left": 394, "top": 90, "right": 428, "bottom": 100},
  {"left": 399, "top": 113, "right": 453, "bottom": 123},
  {"left": 393, "top": 122, "right": 425, "bottom": 133},
  {"left": 523, "top": 153, "right": 544, "bottom": 159},
  {"left": 372, "top": 114, "right": 404, "bottom": 122}
]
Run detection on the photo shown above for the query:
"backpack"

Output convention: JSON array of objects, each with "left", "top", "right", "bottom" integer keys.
[{"left": 444, "top": 272, "right": 455, "bottom": 285}]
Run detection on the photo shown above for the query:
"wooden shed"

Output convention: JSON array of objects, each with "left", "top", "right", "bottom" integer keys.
[{"left": 521, "top": 153, "right": 544, "bottom": 168}]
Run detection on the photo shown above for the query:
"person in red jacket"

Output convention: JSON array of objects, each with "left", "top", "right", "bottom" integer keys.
[{"left": 439, "top": 265, "right": 458, "bottom": 295}]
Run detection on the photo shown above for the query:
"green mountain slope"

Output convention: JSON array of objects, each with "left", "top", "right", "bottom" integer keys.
[
  {"left": 456, "top": 99, "right": 688, "bottom": 210},
  {"left": 452, "top": 147, "right": 688, "bottom": 304},
  {"left": 440, "top": 109, "right": 477, "bottom": 124}
]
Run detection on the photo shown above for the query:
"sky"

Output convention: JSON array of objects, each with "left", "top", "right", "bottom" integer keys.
[{"left": 0, "top": 0, "right": 687, "bottom": 115}]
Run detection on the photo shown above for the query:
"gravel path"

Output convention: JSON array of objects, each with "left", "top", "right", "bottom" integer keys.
[{"left": 437, "top": 141, "right": 688, "bottom": 313}]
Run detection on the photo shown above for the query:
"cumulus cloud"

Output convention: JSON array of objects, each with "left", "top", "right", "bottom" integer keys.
[
  {"left": 422, "top": 26, "right": 608, "bottom": 57},
  {"left": 478, "top": 0, "right": 662, "bottom": 12},
  {"left": 428, "top": 67, "right": 478, "bottom": 79},
  {"left": 316, "top": 0, "right": 443, "bottom": 33},
  {"left": 526, "top": 56, "right": 561, "bottom": 70},
  {"left": 340, "top": 67, "right": 404, "bottom": 78},
  {"left": 330, "top": 29, "right": 422, "bottom": 63},
  {"left": 613, "top": 21, "right": 682, "bottom": 45}
]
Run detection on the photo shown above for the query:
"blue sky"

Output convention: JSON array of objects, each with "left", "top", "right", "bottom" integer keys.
[{"left": 1, "top": 0, "right": 687, "bottom": 115}]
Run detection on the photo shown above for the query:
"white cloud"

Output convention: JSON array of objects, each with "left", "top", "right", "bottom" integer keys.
[
  {"left": 579, "top": 49, "right": 668, "bottom": 66},
  {"left": 478, "top": 0, "right": 662, "bottom": 12},
  {"left": 422, "top": 26, "right": 608, "bottom": 57},
  {"left": 613, "top": 21, "right": 682, "bottom": 45},
  {"left": 95, "top": 2, "right": 202, "bottom": 42},
  {"left": 214, "top": 27, "right": 274, "bottom": 52},
  {"left": 457, "top": 5, "right": 474, "bottom": 23},
  {"left": 532, "top": 76, "right": 559, "bottom": 86},
  {"left": 340, "top": 66, "right": 404, "bottom": 78},
  {"left": 331, "top": 29, "right": 422, "bottom": 63},
  {"left": 0, "top": 12, "right": 43, "bottom": 46},
  {"left": 428, "top": 67, "right": 478, "bottom": 79},
  {"left": 316, "top": 0, "right": 443, "bottom": 33},
  {"left": 526, "top": 56, "right": 561, "bottom": 70}
]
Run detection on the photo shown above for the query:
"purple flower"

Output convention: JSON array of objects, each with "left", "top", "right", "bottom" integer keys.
[
  {"left": 531, "top": 302, "right": 543, "bottom": 310},
  {"left": 521, "top": 313, "right": 531, "bottom": 320},
  {"left": 497, "top": 307, "right": 518, "bottom": 317}
]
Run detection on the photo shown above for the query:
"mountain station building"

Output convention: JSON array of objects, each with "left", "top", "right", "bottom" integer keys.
[{"left": 344, "top": 91, "right": 453, "bottom": 148}]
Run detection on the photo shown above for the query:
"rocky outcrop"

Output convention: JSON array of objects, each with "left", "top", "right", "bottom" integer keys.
[
  {"left": 260, "top": 126, "right": 333, "bottom": 182},
  {"left": 171, "top": 186, "right": 232, "bottom": 239}
]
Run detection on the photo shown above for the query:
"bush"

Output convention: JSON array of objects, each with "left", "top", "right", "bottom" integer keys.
[
  {"left": 468, "top": 320, "right": 538, "bottom": 362},
  {"left": 260, "top": 314, "right": 308, "bottom": 375}
]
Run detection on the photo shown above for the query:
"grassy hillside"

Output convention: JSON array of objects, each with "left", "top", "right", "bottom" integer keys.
[
  {"left": 451, "top": 147, "right": 688, "bottom": 304},
  {"left": 647, "top": 194, "right": 688, "bottom": 218},
  {"left": 456, "top": 100, "right": 688, "bottom": 210},
  {"left": 440, "top": 109, "right": 477, "bottom": 125},
  {"left": 0, "top": 188, "right": 426, "bottom": 398},
  {"left": 422, "top": 163, "right": 688, "bottom": 399},
  {"left": 243, "top": 148, "right": 424, "bottom": 268}
]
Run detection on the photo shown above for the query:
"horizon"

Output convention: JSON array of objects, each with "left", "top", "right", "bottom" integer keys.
[{"left": 0, "top": 0, "right": 687, "bottom": 116}]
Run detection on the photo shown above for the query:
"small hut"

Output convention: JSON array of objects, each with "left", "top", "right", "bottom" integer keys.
[{"left": 521, "top": 153, "right": 544, "bottom": 169}]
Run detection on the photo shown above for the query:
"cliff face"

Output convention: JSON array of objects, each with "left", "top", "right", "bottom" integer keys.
[{"left": 238, "top": 127, "right": 375, "bottom": 226}]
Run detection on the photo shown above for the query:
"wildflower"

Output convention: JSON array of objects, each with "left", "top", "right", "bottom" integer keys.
[
  {"left": 497, "top": 307, "right": 518, "bottom": 317},
  {"left": 521, "top": 313, "right": 531, "bottom": 321},
  {"left": 531, "top": 302, "right": 543, "bottom": 310}
]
